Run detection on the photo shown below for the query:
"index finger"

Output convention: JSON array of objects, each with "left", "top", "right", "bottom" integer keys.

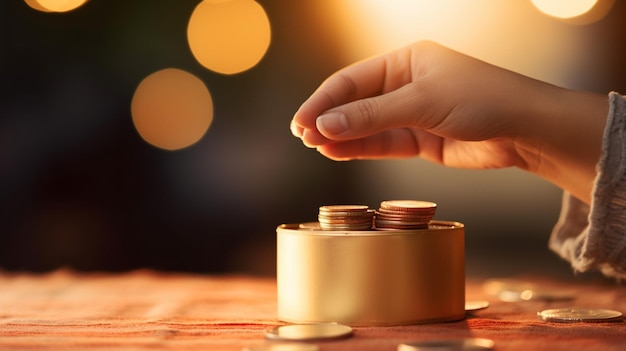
[{"left": 292, "top": 50, "right": 411, "bottom": 133}]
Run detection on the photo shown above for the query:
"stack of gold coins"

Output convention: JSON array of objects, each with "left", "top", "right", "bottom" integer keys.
[
  {"left": 318, "top": 205, "right": 374, "bottom": 231},
  {"left": 374, "top": 200, "right": 437, "bottom": 230}
]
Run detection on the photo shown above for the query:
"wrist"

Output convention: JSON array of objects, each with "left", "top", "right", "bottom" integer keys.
[{"left": 514, "top": 88, "right": 608, "bottom": 204}]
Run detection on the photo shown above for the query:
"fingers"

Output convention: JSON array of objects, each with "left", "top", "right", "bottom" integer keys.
[
  {"left": 292, "top": 49, "right": 413, "bottom": 144},
  {"left": 316, "top": 127, "right": 443, "bottom": 162},
  {"left": 293, "top": 55, "right": 387, "bottom": 127},
  {"left": 296, "top": 78, "right": 435, "bottom": 150},
  {"left": 316, "top": 127, "right": 520, "bottom": 170},
  {"left": 320, "top": 83, "right": 440, "bottom": 140}
]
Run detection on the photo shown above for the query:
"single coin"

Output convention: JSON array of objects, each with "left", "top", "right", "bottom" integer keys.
[
  {"left": 375, "top": 215, "right": 434, "bottom": 221},
  {"left": 376, "top": 208, "right": 436, "bottom": 215},
  {"left": 318, "top": 207, "right": 372, "bottom": 214},
  {"left": 465, "top": 300, "right": 490, "bottom": 312},
  {"left": 265, "top": 324, "right": 353, "bottom": 342},
  {"left": 374, "top": 219, "right": 428, "bottom": 230},
  {"left": 318, "top": 213, "right": 373, "bottom": 221},
  {"left": 374, "top": 223, "right": 428, "bottom": 230},
  {"left": 319, "top": 205, "right": 369, "bottom": 212},
  {"left": 242, "top": 343, "right": 319, "bottom": 351},
  {"left": 380, "top": 200, "right": 437, "bottom": 211},
  {"left": 538, "top": 308, "right": 623, "bottom": 323},
  {"left": 398, "top": 338, "right": 494, "bottom": 351},
  {"left": 318, "top": 217, "right": 372, "bottom": 225},
  {"left": 380, "top": 200, "right": 437, "bottom": 209},
  {"left": 374, "top": 218, "right": 430, "bottom": 226}
]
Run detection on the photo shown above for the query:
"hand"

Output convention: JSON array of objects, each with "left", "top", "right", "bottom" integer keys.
[{"left": 291, "top": 41, "right": 608, "bottom": 204}]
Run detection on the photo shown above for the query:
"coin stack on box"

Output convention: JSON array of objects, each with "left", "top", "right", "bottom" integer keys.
[
  {"left": 276, "top": 199, "right": 465, "bottom": 327},
  {"left": 316, "top": 200, "right": 438, "bottom": 231},
  {"left": 374, "top": 200, "right": 437, "bottom": 230},
  {"left": 317, "top": 205, "right": 374, "bottom": 231}
]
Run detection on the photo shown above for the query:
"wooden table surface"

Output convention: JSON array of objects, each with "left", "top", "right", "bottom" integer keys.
[{"left": 0, "top": 270, "right": 624, "bottom": 351}]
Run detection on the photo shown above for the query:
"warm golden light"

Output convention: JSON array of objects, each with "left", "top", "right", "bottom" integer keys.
[
  {"left": 187, "top": 0, "right": 271, "bottom": 75},
  {"left": 131, "top": 68, "right": 214, "bottom": 151},
  {"left": 531, "top": 0, "right": 613, "bottom": 24},
  {"left": 327, "top": 0, "right": 595, "bottom": 87},
  {"left": 531, "top": 0, "right": 598, "bottom": 18},
  {"left": 25, "top": 0, "right": 88, "bottom": 12},
  {"left": 24, "top": 0, "right": 51, "bottom": 12}
]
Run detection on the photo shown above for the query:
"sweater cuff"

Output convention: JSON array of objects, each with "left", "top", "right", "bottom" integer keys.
[{"left": 549, "top": 92, "right": 626, "bottom": 279}]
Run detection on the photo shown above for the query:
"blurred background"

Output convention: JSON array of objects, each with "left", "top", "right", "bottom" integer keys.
[{"left": 1, "top": 0, "right": 625, "bottom": 278}]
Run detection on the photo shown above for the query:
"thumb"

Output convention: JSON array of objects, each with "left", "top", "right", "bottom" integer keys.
[{"left": 315, "top": 84, "right": 431, "bottom": 140}]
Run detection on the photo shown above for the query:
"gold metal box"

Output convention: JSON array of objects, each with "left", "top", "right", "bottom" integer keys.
[{"left": 276, "top": 221, "right": 465, "bottom": 326}]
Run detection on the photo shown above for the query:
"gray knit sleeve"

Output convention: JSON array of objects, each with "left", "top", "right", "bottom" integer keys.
[{"left": 549, "top": 92, "right": 626, "bottom": 279}]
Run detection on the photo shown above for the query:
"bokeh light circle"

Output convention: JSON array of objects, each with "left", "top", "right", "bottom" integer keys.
[
  {"left": 131, "top": 68, "right": 214, "bottom": 151},
  {"left": 187, "top": 0, "right": 271, "bottom": 75},
  {"left": 24, "top": 0, "right": 51, "bottom": 12},
  {"left": 24, "top": 0, "right": 89, "bottom": 13},
  {"left": 530, "top": 0, "right": 598, "bottom": 19}
]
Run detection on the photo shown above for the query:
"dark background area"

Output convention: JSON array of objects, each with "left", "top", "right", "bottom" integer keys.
[{"left": 1, "top": 0, "right": 625, "bottom": 279}]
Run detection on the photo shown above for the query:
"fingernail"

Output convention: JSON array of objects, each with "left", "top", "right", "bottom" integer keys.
[
  {"left": 316, "top": 112, "right": 348, "bottom": 136},
  {"left": 290, "top": 120, "right": 303, "bottom": 138},
  {"left": 301, "top": 130, "right": 316, "bottom": 148}
]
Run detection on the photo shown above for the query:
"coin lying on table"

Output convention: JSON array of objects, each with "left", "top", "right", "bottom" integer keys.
[
  {"left": 243, "top": 343, "right": 319, "bottom": 351},
  {"left": 265, "top": 323, "right": 353, "bottom": 341},
  {"left": 398, "top": 338, "right": 494, "bottom": 351},
  {"left": 538, "top": 308, "right": 623, "bottom": 323},
  {"left": 465, "top": 300, "right": 490, "bottom": 313}
]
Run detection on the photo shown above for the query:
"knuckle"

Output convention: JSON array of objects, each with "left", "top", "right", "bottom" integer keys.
[
  {"left": 356, "top": 98, "right": 379, "bottom": 130},
  {"left": 335, "top": 73, "right": 358, "bottom": 100}
]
